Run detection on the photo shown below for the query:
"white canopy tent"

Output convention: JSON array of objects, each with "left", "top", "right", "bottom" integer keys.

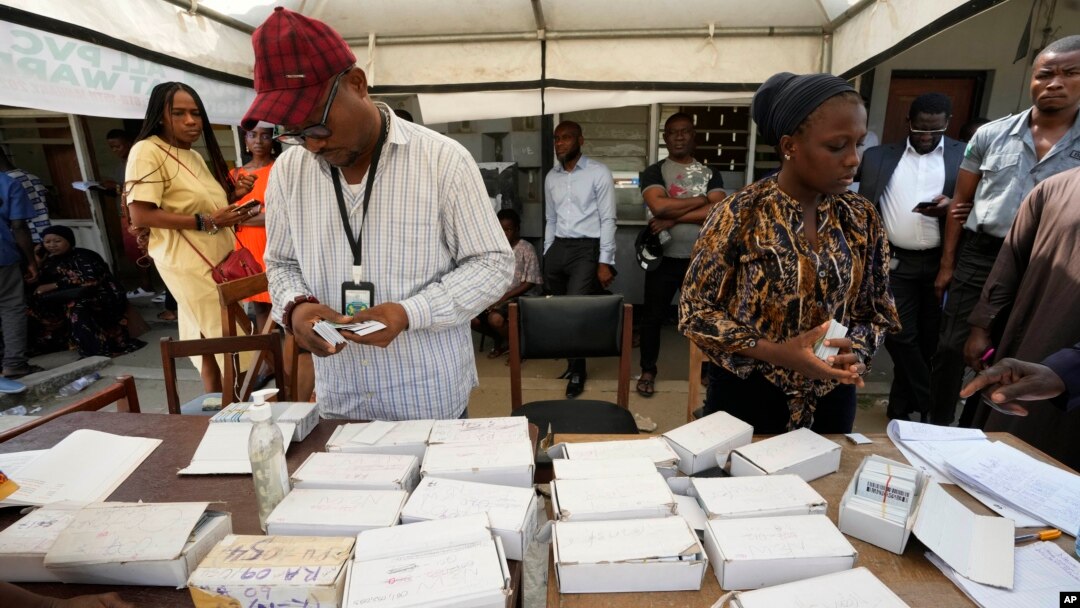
[{"left": 0, "top": 0, "right": 1009, "bottom": 123}]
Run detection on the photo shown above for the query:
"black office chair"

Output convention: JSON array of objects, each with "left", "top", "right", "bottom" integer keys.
[{"left": 508, "top": 295, "right": 638, "bottom": 435}]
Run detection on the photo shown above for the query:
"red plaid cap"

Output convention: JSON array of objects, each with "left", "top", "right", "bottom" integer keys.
[{"left": 241, "top": 7, "right": 356, "bottom": 131}]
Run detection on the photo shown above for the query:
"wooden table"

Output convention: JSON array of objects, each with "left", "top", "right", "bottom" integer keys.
[
  {"left": 0, "top": 411, "right": 524, "bottom": 607},
  {"left": 544, "top": 432, "right": 1078, "bottom": 607}
]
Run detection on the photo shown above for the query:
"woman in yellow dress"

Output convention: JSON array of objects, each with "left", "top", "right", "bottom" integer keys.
[{"left": 125, "top": 82, "right": 258, "bottom": 393}]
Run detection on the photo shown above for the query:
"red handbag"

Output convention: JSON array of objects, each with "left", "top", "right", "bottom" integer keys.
[{"left": 180, "top": 232, "right": 263, "bottom": 284}]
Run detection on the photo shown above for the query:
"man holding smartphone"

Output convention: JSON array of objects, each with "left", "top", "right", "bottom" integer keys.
[{"left": 857, "top": 93, "right": 964, "bottom": 421}]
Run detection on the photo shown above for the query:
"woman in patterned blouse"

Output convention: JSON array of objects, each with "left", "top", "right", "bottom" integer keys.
[{"left": 679, "top": 73, "right": 899, "bottom": 433}]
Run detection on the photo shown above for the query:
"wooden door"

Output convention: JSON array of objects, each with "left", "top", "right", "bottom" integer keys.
[
  {"left": 882, "top": 73, "right": 984, "bottom": 144},
  {"left": 40, "top": 122, "right": 91, "bottom": 220}
]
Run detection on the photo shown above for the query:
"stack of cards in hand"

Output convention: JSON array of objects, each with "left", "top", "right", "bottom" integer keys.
[
  {"left": 312, "top": 320, "right": 386, "bottom": 346},
  {"left": 846, "top": 459, "right": 917, "bottom": 524},
  {"left": 814, "top": 320, "right": 849, "bottom": 360}
]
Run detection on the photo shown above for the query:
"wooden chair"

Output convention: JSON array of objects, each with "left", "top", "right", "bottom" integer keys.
[
  {"left": 688, "top": 341, "right": 705, "bottom": 422},
  {"left": 0, "top": 375, "right": 140, "bottom": 443},
  {"left": 508, "top": 295, "right": 638, "bottom": 435},
  {"left": 160, "top": 333, "right": 287, "bottom": 415},
  {"left": 217, "top": 274, "right": 314, "bottom": 402}
]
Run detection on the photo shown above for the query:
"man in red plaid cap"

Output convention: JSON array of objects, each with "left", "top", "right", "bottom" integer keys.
[{"left": 244, "top": 7, "right": 513, "bottom": 420}]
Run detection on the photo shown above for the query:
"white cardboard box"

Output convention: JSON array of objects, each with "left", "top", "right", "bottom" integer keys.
[
  {"left": 428, "top": 416, "right": 530, "bottom": 445},
  {"left": 188, "top": 535, "right": 353, "bottom": 608},
  {"left": 324, "top": 420, "right": 433, "bottom": 460},
  {"left": 550, "top": 473, "right": 676, "bottom": 521},
  {"left": 265, "top": 489, "right": 407, "bottom": 537},
  {"left": 42, "top": 502, "right": 232, "bottom": 587},
  {"left": 0, "top": 501, "right": 84, "bottom": 582},
  {"left": 422, "top": 439, "right": 534, "bottom": 488},
  {"left": 401, "top": 476, "right": 538, "bottom": 561},
  {"left": 291, "top": 452, "right": 420, "bottom": 492},
  {"left": 551, "top": 516, "right": 707, "bottom": 593},
  {"left": 840, "top": 455, "right": 1014, "bottom": 588},
  {"left": 729, "top": 428, "right": 842, "bottom": 482},
  {"left": 211, "top": 401, "right": 320, "bottom": 442},
  {"left": 548, "top": 437, "right": 681, "bottom": 478},
  {"left": 345, "top": 514, "right": 511, "bottom": 608},
  {"left": 703, "top": 514, "right": 857, "bottom": 590},
  {"left": 730, "top": 567, "right": 910, "bottom": 607},
  {"left": 663, "top": 411, "right": 753, "bottom": 474},
  {"left": 690, "top": 475, "right": 827, "bottom": 520},
  {"left": 552, "top": 456, "right": 658, "bottom": 480}
]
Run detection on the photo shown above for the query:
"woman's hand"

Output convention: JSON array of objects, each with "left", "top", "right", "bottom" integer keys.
[
  {"left": 209, "top": 204, "right": 256, "bottom": 229},
  {"left": 34, "top": 283, "right": 58, "bottom": 296},
  {"left": 233, "top": 172, "right": 257, "bottom": 199},
  {"left": 773, "top": 322, "right": 864, "bottom": 386}
]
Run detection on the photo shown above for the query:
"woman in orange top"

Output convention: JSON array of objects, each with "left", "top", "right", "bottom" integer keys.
[{"left": 232, "top": 126, "right": 280, "bottom": 333}]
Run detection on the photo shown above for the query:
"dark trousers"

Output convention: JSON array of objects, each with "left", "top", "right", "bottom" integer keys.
[
  {"left": 639, "top": 256, "right": 690, "bottom": 375},
  {"left": 884, "top": 247, "right": 943, "bottom": 420},
  {"left": 929, "top": 231, "right": 1003, "bottom": 425},
  {"left": 0, "top": 264, "right": 27, "bottom": 371},
  {"left": 703, "top": 365, "right": 857, "bottom": 434},
  {"left": 544, "top": 238, "right": 602, "bottom": 374}
]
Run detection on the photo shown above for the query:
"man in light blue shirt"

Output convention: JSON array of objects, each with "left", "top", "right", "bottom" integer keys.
[{"left": 543, "top": 121, "right": 617, "bottom": 397}]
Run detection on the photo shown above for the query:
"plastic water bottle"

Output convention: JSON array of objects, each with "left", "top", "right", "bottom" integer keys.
[
  {"left": 0, "top": 405, "right": 27, "bottom": 416},
  {"left": 56, "top": 372, "right": 101, "bottom": 398},
  {"left": 248, "top": 388, "right": 289, "bottom": 532}
]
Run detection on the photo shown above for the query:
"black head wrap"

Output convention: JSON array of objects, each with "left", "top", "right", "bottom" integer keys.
[
  {"left": 751, "top": 72, "right": 856, "bottom": 146},
  {"left": 42, "top": 225, "right": 76, "bottom": 248}
]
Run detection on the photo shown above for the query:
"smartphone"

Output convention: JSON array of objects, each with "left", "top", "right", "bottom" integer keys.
[
  {"left": 236, "top": 199, "right": 262, "bottom": 213},
  {"left": 912, "top": 201, "right": 937, "bottom": 211}
]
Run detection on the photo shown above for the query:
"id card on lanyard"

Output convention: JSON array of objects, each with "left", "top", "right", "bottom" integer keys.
[{"left": 332, "top": 107, "right": 389, "bottom": 315}]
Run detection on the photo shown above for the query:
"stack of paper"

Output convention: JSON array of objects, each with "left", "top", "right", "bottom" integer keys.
[
  {"left": 727, "top": 567, "right": 910, "bottom": 608},
  {"left": 548, "top": 437, "right": 681, "bottom": 477},
  {"left": 325, "top": 420, "right": 433, "bottom": 460},
  {"left": 313, "top": 320, "right": 386, "bottom": 346},
  {"left": 291, "top": 452, "right": 420, "bottom": 492},
  {"left": 421, "top": 439, "right": 534, "bottom": 487},
  {"left": 927, "top": 541, "right": 1080, "bottom": 608},
  {"left": 265, "top": 489, "right": 407, "bottom": 537},
  {"left": 946, "top": 440, "right": 1080, "bottom": 536},
  {"left": 813, "top": 320, "right": 849, "bottom": 360},
  {"left": 689, "top": 475, "right": 827, "bottom": 520},
  {"left": 551, "top": 473, "right": 676, "bottom": 521},
  {"left": 551, "top": 516, "right": 707, "bottom": 593},
  {"left": 211, "top": 401, "right": 319, "bottom": 441},
  {"left": 0, "top": 430, "right": 160, "bottom": 507},
  {"left": 344, "top": 514, "right": 510, "bottom": 608},
  {"left": 428, "top": 416, "right": 530, "bottom": 445},
  {"left": 178, "top": 421, "right": 295, "bottom": 475},
  {"left": 189, "top": 535, "right": 354, "bottom": 607},
  {"left": 401, "top": 477, "right": 538, "bottom": 560}
]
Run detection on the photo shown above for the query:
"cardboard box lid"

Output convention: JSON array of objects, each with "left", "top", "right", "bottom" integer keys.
[
  {"left": 354, "top": 514, "right": 495, "bottom": 561},
  {"left": 733, "top": 567, "right": 910, "bottom": 607},
  {"left": 44, "top": 502, "right": 211, "bottom": 567},
  {"left": 428, "top": 417, "right": 530, "bottom": 445},
  {"left": 552, "top": 457, "right": 658, "bottom": 480},
  {"left": 663, "top": 411, "right": 753, "bottom": 454},
  {"left": 707, "top": 514, "right": 855, "bottom": 560},
  {"left": 554, "top": 517, "right": 702, "bottom": 564},
  {"left": 266, "top": 489, "right": 407, "bottom": 529},
  {"left": 210, "top": 401, "right": 316, "bottom": 424},
  {"left": 0, "top": 500, "right": 85, "bottom": 558},
  {"left": 551, "top": 437, "right": 679, "bottom": 468},
  {"left": 178, "top": 422, "right": 296, "bottom": 475},
  {"left": 732, "top": 428, "right": 840, "bottom": 474},
  {"left": 692, "top": 475, "right": 827, "bottom": 518},
  {"left": 334, "top": 420, "right": 434, "bottom": 447},
  {"left": 402, "top": 477, "right": 534, "bottom": 530},
  {"left": 190, "top": 535, "right": 353, "bottom": 587},
  {"left": 291, "top": 452, "right": 418, "bottom": 486},
  {"left": 552, "top": 474, "right": 675, "bottom": 520},
  {"left": 422, "top": 440, "right": 534, "bottom": 473}
]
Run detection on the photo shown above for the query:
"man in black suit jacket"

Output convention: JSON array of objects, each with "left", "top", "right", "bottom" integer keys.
[{"left": 857, "top": 93, "right": 964, "bottom": 420}]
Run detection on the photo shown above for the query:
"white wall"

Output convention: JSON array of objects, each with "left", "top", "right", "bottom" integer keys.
[{"left": 867, "top": 0, "right": 1080, "bottom": 136}]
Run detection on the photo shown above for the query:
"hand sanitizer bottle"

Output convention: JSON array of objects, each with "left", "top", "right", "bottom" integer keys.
[{"left": 248, "top": 388, "right": 289, "bottom": 532}]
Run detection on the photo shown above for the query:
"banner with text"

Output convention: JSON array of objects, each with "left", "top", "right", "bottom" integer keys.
[{"left": 0, "top": 21, "right": 254, "bottom": 124}]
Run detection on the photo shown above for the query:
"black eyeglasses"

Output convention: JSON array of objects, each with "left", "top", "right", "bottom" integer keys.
[{"left": 275, "top": 69, "right": 349, "bottom": 145}]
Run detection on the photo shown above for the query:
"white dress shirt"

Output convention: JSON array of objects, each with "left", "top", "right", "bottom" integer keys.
[
  {"left": 264, "top": 109, "right": 513, "bottom": 420},
  {"left": 878, "top": 138, "right": 945, "bottom": 250}
]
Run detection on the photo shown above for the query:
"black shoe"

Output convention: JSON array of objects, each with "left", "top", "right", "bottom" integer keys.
[{"left": 565, "top": 373, "right": 585, "bottom": 398}]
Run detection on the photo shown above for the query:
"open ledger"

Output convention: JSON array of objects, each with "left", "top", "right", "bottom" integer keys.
[
  {"left": 0, "top": 430, "right": 160, "bottom": 507},
  {"left": 927, "top": 541, "right": 1080, "bottom": 608}
]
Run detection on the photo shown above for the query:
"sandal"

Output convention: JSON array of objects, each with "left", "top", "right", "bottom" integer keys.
[
  {"left": 636, "top": 373, "right": 656, "bottom": 398},
  {"left": 487, "top": 344, "right": 508, "bottom": 359},
  {"left": 157, "top": 310, "right": 178, "bottom": 321}
]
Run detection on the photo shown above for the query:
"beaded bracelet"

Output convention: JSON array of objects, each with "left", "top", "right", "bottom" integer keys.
[{"left": 204, "top": 214, "right": 220, "bottom": 235}]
